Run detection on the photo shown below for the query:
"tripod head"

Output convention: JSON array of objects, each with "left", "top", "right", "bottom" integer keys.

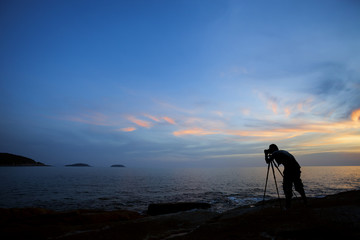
[{"left": 264, "top": 149, "right": 272, "bottom": 163}]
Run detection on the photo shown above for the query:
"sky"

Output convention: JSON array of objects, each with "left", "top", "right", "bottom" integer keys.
[{"left": 1, "top": 0, "right": 360, "bottom": 167}]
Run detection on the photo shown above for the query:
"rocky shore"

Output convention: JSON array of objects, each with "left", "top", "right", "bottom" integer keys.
[{"left": 1, "top": 190, "right": 359, "bottom": 240}]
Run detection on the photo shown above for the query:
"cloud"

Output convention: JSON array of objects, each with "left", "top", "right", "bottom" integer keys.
[
  {"left": 144, "top": 114, "right": 160, "bottom": 122},
  {"left": 119, "top": 127, "right": 136, "bottom": 132},
  {"left": 173, "top": 128, "right": 220, "bottom": 136},
  {"left": 308, "top": 63, "right": 360, "bottom": 119},
  {"left": 60, "top": 112, "right": 111, "bottom": 126},
  {"left": 182, "top": 117, "right": 227, "bottom": 130},
  {"left": 296, "top": 98, "right": 313, "bottom": 112},
  {"left": 299, "top": 133, "right": 360, "bottom": 148},
  {"left": 171, "top": 106, "right": 360, "bottom": 149},
  {"left": 144, "top": 113, "right": 176, "bottom": 125},
  {"left": 152, "top": 99, "right": 195, "bottom": 114},
  {"left": 269, "top": 100, "right": 278, "bottom": 114},
  {"left": 256, "top": 91, "right": 279, "bottom": 114},
  {"left": 57, "top": 92, "right": 360, "bottom": 159},
  {"left": 351, "top": 109, "right": 360, "bottom": 122},
  {"left": 127, "top": 116, "right": 152, "bottom": 128},
  {"left": 162, "top": 116, "right": 176, "bottom": 125}
]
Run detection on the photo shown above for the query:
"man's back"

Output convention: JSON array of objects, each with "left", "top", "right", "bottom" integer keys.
[{"left": 271, "top": 150, "right": 301, "bottom": 173}]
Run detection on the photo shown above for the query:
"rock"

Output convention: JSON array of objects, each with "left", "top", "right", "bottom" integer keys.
[
  {"left": 0, "top": 208, "right": 144, "bottom": 240},
  {"left": 111, "top": 164, "right": 125, "bottom": 167},
  {"left": 1, "top": 191, "right": 359, "bottom": 240},
  {"left": 0, "top": 153, "right": 47, "bottom": 166},
  {"left": 172, "top": 190, "right": 360, "bottom": 240},
  {"left": 65, "top": 163, "right": 91, "bottom": 167},
  {"left": 147, "top": 202, "right": 211, "bottom": 216}
]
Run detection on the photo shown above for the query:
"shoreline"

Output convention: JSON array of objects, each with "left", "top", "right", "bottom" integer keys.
[{"left": 1, "top": 190, "right": 359, "bottom": 239}]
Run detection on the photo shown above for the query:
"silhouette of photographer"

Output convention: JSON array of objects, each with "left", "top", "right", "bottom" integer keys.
[{"left": 264, "top": 144, "right": 307, "bottom": 209}]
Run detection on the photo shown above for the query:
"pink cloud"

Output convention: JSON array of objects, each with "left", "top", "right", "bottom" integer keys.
[
  {"left": 119, "top": 127, "right": 136, "bottom": 132},
  {"left": 162, "top": 116, "right": 176, "bottom": 125},
  {"left": 127, "top": 116, "right": 152, "bottom": 128},
  {"left": 144, "top": 114, "right": 160, "bottom": 122},
  {"left": 144, "top": 114, "right": 176, "bottom": 125}
]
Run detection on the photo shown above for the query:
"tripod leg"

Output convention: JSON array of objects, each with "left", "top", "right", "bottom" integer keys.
[
  {"left": 273, "top": 162, "right": 283, "bottom": 177},
  {"left": 263, "top": 163, "right": 271, "bottom": 203},
  {"left": 271, "top": 162, "right": 282, "bottom": 209}
]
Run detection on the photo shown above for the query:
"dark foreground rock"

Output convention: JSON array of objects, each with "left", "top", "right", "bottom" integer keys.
[
  {"left": 0, "top": 209, "right": 143, "bottom": 240},
  {"left": 174, "top": 191, "right": 360, "bottom": 240},
  {"left": 148, "top": 202, "right": 211, "bottom": 216},
  {"left": 0, "top": 153, "right": 47, "bottom": 166},
  {"left": 1, "top": 190, "right": 359, "bottom": 240}
]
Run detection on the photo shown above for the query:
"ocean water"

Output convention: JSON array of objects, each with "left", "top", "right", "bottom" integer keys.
[{"left": 0, "top": 166, "right": 359, "bottom": 213}]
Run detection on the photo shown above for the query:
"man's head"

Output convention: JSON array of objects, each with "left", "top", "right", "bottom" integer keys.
[{"left": 268, "top": 144, "right": 279, "bottom": 153}]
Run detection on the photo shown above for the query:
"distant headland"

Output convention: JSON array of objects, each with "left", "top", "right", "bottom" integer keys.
[
  {"left": 111, "top": 164, "right": 125, "bottom": 167},
  {"left": 65, "top": 163, "right": 91, "bottom": 167},
  {"left": 0, "top": 153, "right": 48, "bottom": 166}
]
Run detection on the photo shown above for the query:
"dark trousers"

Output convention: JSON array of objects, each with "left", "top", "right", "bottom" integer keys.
[{"left": 283, "top": 171, "right": 307, "bottom": 208}]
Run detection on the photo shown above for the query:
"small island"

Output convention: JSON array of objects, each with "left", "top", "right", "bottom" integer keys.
[
  {"left": 65, "top": 163, "right": 91, "bottom": 167},
  {"left": 0, "top": 153, "right": 47, "bottom": 166},
  {"left": 111, "top": 164, "right": 125, "bottom": 167}
]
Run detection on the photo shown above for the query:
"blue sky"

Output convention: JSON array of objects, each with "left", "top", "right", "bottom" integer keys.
[{"left": 1, "top": 0, "right": 360, "bottom": 167}]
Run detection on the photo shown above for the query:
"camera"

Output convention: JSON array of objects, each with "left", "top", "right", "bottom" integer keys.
[{"left": 264, "top": 149, "right": 269, "bottom": 155}]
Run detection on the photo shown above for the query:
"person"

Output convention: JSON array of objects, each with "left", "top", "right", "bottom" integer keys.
[{"left": 264, "top": 144, "right": 307, "bottom": 209}]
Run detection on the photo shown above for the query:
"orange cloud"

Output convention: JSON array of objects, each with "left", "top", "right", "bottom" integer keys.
[
  {"left": 127, "top": 116, "right": 152, "bottom": 128},
  {"left": 297, "top": 131, "right": 360, "bottom": 150},
  {"left": 162, "top": 116, "right": 176, "bottom": 125},
  {"left": 173, "top": 115, "right": 360, "bottom": 140},
  {"left": 351, "top": 109, "right": 360, "bottom": 122},
  {"left": 173, "top": 128, "right": 219, "bottom": 136},
  {"left": 119, "top": 127, "right": 136, "bottom": 132},
  {"left": 226, "top": 128, "right": 309, "bottom": 140}
]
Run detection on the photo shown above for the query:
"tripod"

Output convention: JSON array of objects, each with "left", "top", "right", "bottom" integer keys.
[
  {"left": 263, "top": 161, "right": 298, "bottom": 208},
  {"left": 263, "top": 161, "right": 282, "bottom": 208}
]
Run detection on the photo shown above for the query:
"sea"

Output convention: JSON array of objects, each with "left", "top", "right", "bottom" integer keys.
[{"left": 0, "top": 166, "right": 359, "bottom": 213}]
